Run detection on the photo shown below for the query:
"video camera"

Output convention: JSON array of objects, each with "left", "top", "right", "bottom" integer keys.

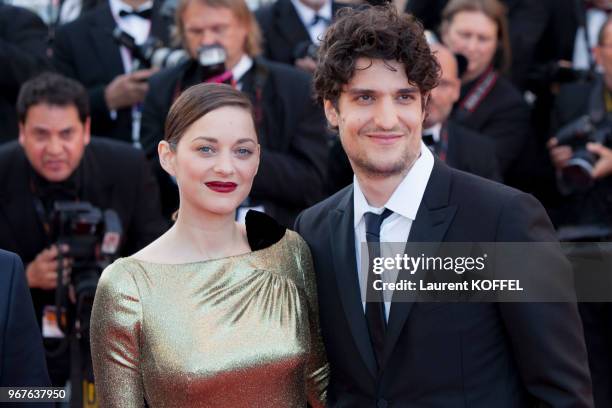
[
  {"left": 293, "top": 41, "right": 319, "bottom": 61},
  {"left": 554, "top": 115, "right": 612, "bottom": 192},
  {"left": 51, "top": 201, "right": 122, "bottom": 336}
]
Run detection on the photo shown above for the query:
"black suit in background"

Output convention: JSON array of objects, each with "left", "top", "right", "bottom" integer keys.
[
  {"left": 0, "top": 4, "right": 49, "bottom": 143},
  {"left": 255, "top": 0, "right": 348, "bottom": 66},
  {"left": 451, "top": 70, "right": 533, "bottom": 189},
  {"left": 52, "top": 2, "right": 173, "bottom": 142},
  {"left": 0, "top": 249, "right": 52, "bottom": 401},
  {"left": 295, "top": 159, "right": 593, "bottom": 407},
  {"left": 140, "top": 58, "right": 329, "bottom": 227},
  {"left": 326, "top": 120, "right": 501, "bottom": 195}
]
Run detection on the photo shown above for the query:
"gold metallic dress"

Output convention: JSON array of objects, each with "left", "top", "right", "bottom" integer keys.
[{"left": 90, "top": 228, "right": 328, "bottom": 408}]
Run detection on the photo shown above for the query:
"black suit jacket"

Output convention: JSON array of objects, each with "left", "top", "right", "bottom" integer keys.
[
  {"left": 255, "top": 0, "right": 348, "bottom": 65},
  {"left": 52, "top": 2, "right": 172, "bottom": 142},
  {"left": 451, "top": 71, "right": 533, "bottom": 187},
  {"left": 295, "top": 159, "right": 593, "bottom": 407},
  {"left": 0, "top": 138, "right": 168, "bottom": 322},
  {"left": 0, "top": 4, "right": 49, "bottom": 142},
  {"left": 0, "top": 249, "right": 52, "bottom": 398},
  {"left": 140, "top": 57, "right": 328, "bottom": 226}
]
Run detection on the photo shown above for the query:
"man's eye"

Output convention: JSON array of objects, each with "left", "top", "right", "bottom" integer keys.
[
  {"left": 398, "top": 94, "right": 414, "bottom": 101},
  {"left": 357, "top": 95, "right": 372, "bottom": 102}
]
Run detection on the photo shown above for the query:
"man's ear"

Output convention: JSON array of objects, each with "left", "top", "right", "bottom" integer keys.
[
  {"left": 324, "top": 99, "right": 339, "bottom": 128},
  {"left": 421, "top": 93, "right": 430, "bottom": 121},
  {"left": 83, "top": 117, "right": 91, "bottom": 145},
  {"left": 18, "top": 122, "right": 25, "bottom": 146},
  {"left": 158, "top": 141, "right": 176, "bottom": 177}
]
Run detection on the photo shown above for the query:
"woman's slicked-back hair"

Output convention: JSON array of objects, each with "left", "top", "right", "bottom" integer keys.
[
  {"left": 164, "top": 83, "right": 254, "bottom": 148},
  {"left": 313, "top": 4, "right": 440, "bottom": 105},
  {"left": 441, "top": 0, "right": 511, "bottom": 74}
]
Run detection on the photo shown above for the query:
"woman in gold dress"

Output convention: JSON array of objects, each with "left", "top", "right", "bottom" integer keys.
[{"left": 90, "top": 83, "right": 328, "bottom": 407}]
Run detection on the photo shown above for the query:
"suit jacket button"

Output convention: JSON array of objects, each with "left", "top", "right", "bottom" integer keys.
[{"left": 377, "top": 399, "right": 388, "bottom": 408}]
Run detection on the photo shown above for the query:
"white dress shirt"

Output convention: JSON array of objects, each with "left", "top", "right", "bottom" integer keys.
[
  {"left": 353, "top": 142, "right": 434, "bottom": 320},
  {"left": 231, "top": 54, "right": 254, "bottom": 91},
  {"left": 290, "top": 0, "right": 332, "bottom": 45}
]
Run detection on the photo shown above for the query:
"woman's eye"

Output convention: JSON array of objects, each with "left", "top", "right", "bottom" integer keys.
[
  {"left": 236, "top": 148, "right": 253, "bottom": 157},
  {"left": 199, "top": 146, "right": 214, "bottom": 154}
]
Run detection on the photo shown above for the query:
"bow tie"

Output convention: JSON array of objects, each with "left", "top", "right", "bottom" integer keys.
[
  {"left": 119, "top": 7, "right": 152, "bottom": 19},
  {"left": 311, "top": 14, "right": 330, "bottom": 26}
]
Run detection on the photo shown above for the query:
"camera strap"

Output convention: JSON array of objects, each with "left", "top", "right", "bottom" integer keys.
[{"left": 456, "top": 66, "right": 499, "bottom": 117}]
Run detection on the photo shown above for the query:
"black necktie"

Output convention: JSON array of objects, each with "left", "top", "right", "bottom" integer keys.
[
  {"left": 364, "top": 208, "right": 393, "bottom": 370},
  {"left": 119, "top": 8, "right": 152, "bottom": 19},
  {"left": 311, "top": 14, "right": 330, "bottom": 26}
]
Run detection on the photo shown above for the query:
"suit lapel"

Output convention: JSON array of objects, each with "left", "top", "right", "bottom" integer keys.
[
  {"left": 329, "top": 188, "right": 378, "bottom": 378},
  {"left": 275, "top": 0, "right": 311, "bottom": 48},
  {"left": 90, "top": 5, "right": 125, "bottom": 79},
  {"left": 382, "top": 160, "right": 457, "bottom": 368}
]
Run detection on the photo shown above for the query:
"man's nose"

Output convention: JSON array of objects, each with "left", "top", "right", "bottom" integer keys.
[
  {"left": 46, "top": 136, "right": 63, "bottom": 154},
  {"left": 373, "top": 97, "right": 400, "bottom": 130},
  {"left": 199, "top": 31, "right": 217, "bottom": 47}
]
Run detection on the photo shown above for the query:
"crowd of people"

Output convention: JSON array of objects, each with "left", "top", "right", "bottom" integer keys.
[{"left": 1, "top": 0, "right": 611, "bottom": 407}]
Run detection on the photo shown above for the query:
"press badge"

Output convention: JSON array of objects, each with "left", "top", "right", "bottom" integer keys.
[{"left": 42, "top": 305, "right": 66, "bottom": 338}]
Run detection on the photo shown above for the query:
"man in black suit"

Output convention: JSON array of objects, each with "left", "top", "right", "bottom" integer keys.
[
  {"left": 53, "top": 0, "right": 173, "bottom": 144},
  {"left": 140, "top": 0, "right": 328, "bottom": 226},
  {"left": 0, "top": 73, "right": 168, "bottom": 385},
  {"left": 255, "top": 0, "right": 347, "bottom": 73},
  {"left": 0, "top": 249, "right": 51, "bottom": 395},
  {"left": 423, "top": 43, "right": 501, "bottom": 181},
  {"left": 295, "top": 6, "right": 594, "bottom": 407},
  {"left": 0, "top": 4, "right": 49, "bottom": 143}
]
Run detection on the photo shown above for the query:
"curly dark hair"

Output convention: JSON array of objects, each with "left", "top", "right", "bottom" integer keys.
[{"left": 313, "top": 4, "right": 440, "bottom": 106}]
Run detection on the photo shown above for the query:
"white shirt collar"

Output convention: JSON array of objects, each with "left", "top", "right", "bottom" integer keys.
[
  {"left": 423, "top": 122, "right": 442, "bottom": 143},
  {"left": 353, "top": 142, "right": 434, "bottom": 228},
  {"left": 231, "top": 54, "right": 253, "bottom": 84},
  {"left": 290, "top": 0, "right": 332, "bottom": 29}
]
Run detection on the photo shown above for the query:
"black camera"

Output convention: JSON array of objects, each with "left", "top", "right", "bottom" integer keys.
[
  {"left": 554, "top": 115, "right": 612, "bottom": 192},
  {"left": 51, "top": 201, "right": 122, "bottom": 335},
  {"left": 112, "top": 28, "right": 188, "bottom": 69},
  {"left": 293, "top": 41, "right": 319, "bottom": 61}
]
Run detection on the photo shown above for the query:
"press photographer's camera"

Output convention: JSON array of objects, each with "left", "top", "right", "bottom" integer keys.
[
  {"left": 51, "top": 201, "right": 122, "bottom": 336},
  {"left": 554, "top": 115, "right": 612, "bottom": 192},
  {"left": 293, "top": 41, "right": 319, "bottom": 61}
]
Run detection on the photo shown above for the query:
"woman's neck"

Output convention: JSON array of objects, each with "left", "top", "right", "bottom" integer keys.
[{"left": 168, "top": 206, "right": 249, "bottom": 261}]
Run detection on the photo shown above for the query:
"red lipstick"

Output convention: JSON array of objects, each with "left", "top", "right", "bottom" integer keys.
[{"left": 205, "top": 181, "right": 237, "bottom": 193}]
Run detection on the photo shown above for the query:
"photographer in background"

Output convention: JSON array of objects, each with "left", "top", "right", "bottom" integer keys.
[
  {"left": 0, "top": 73, "right": 168, "bottom": 387},
  {"left": 548, "top": 16, "right": 612, "bottom": 238},
  {"left": 547, "top": 16, "right": 612, "bottom": 408},
  {"left": 53, "top": 0, "right": 173, "bottom": 145},
  {"left": 0, "top": 3, "right": 50, "bottom": 143},
  {"left": 255, "top": 0, "right": 348, "bottom": 73}
]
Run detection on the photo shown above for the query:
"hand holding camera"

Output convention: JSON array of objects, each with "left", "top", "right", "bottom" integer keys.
[
  {"left": 104, "top": 68, "right": 158, "bottom": 110},
  {"left": 26, "top": 244, "right": 72, "bottom": 290}
]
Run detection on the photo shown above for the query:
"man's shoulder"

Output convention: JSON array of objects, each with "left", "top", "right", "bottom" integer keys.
[
  {"left": 258, "top": 57, "right": 312, "bottom": 84},
  {"left": 86, "top": 137, "right": 146, "bottom": 164},
  {"left": 0, "top": 141, "right": 24, "bottom": 171},
  {"left": 448, "top": 164, "right": 521, "bottom": 201},
  {"left": 254, "top": 0, "right": 284, "bottom": 25},
  {"left": 56, "top": 3, "right": 108, "bottom": 34},
  {"left": 298, "top": 184, "right": 352, "bottom": 225}
]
